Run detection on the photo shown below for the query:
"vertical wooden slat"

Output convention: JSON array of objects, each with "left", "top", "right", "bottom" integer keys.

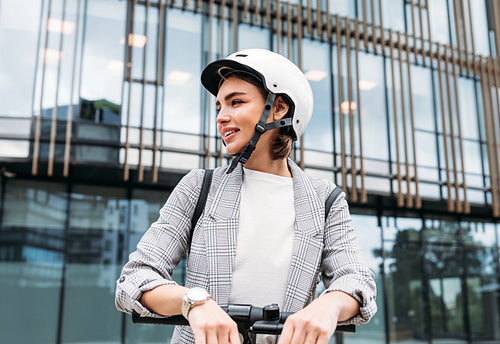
[
  {"left": 436, "top": 43, "right": 454, "bottom": 212},
  {"left": 405, "top": 32, "right": 421, "bottom": 208},
  {"left": 481, "top": 58, "right": 500, "bottom": 217},
  {"left": 377, "top": 0, "right": 384, "bottom": 56},
  {"left": 123, "top": 0, "right": 137, "bottom": 181},
  {"left": 221, "top": 0, "right": 226, "bottom": 56},
  {"left": 63, "top": 0, "right": 83, "bottom": 177},
  {"left": 451, "top": 0, "right": 464, "bottom": 73},
  {"left": 354, "top": 17, "right": 367, "bottom": 203},
  {"left": 33, "top": 0, "right": 54, "bottom": 176},
  {"left": 265, "top": 0, "right": 271, "bottom": 27},
  {"left": 397, "top": 32, "right": 413, "bottom": 207},
  {"left": 297, "top": 2, "right": 303, "bottom": 71},
  {"left": 316, "top": 0, "right": 322, "bottom": 38},
  {"left": 450, "top": 45, "right": 470, "bottom": 213},
  {"left": 443, "top": 45, "right": 462, "bottom": 212},
  {"left": 487, "top": 57, "right": 500, "bottom": 216},
  {"left": 306, "top": 0, "right": 312, "bottom": 36},
  {"left": 336, "top": 15, "right": 347, "bottom": 191},
  {"left": 388, "top": 29, "right": 404, "bottom": 207},
  {"left": 326, "top": 0, "right": 331, "bottom": 41},
  {"left": 254, "top": 0, "right": 259, "bottom": 22},
  {"left": 242, "top": 0, "right": 248, "bottom": 20},
  {"left": 492, "top": 0, "right": 500, "bottom": 59},
  {"left": 48, "top": 0, "right": 68, "bottom": 177},
  {"left": 197, "top": 0, "right": 202, "bottom": 11},
  {"left": 409, "top": 0, "right": 418, "bottom": 58},
  {"left": 466, "top": 0, "right": 476, "bottom": 76},
  {"left": 232, "top": 0, "right": 238, "bottom": 52},
  {"left": 345, "top": 17, "right": 357, "bottom": 202},
  {"left": 297, "top": 2, "right": 304, "bottom": 169},
  {"left": 276, "top": 0, "right": 281, "bottom": 54},
  {"left": 210, "top": 0, "right": 216, "bottom": 168},
  {"left": 138, "top": 0, "right": 151, "bottom": 183},
  {"left": 362, "top": 0, "right": 368, "bottom": 50},
  {"left": 492, "top": 58, "right": 500, "bottom": 216},
  {"left": 417, "top": 0, "right": 425, "bottom": 65},
  {"left": 424, "top": 0, "right": 433, "bottom": 68},
  {"left": 286, "top": 2, "right": 292, "bottom": 58},
  {"left": 459, "top": 0, "right": 470, "bottom": 75},
  {"left": 370, "top": 0, "right": 376, "bottom": 52},
  {"left": 152, "top": 0, "right": 166, "bottom": 183}
]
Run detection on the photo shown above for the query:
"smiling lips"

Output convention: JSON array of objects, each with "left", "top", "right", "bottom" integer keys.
[{"left": 221, "top": 127, "right": 240, "bottom": 142}]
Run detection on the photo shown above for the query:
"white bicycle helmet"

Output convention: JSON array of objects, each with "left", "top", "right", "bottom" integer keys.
[{"left": 201, "top": 49, "right": 314, "bottom": 173}]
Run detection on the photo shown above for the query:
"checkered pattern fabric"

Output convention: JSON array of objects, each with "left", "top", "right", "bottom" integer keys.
[{"left": 115, "top": 159, "right": 377, "bottom": 343}]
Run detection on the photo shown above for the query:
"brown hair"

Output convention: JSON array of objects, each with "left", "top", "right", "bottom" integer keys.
[{"left": 217, "top": 67, "right": 294, "bottom": 160}]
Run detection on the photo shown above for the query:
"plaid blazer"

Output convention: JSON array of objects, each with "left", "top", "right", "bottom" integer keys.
[{"left": 116, "top": 159, "right": 377, "bottom": 343}]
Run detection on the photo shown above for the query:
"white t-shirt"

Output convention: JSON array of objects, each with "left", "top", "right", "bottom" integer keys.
[{"left": 229, "top": 167, "right": 295, "bottom": 343}]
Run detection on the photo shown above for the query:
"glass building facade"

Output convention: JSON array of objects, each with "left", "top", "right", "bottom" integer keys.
[{"left": 0, "top": 0, "right": 500, "bottom": 343}]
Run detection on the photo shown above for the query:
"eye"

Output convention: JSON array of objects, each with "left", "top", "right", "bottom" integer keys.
[{"left": 232, "top": 99, "right": 243, "bottom": 106}]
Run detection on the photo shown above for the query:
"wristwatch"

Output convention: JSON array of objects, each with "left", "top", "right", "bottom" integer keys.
[{"left": 182, "top": 287, "right": 211, "bottom": 319}]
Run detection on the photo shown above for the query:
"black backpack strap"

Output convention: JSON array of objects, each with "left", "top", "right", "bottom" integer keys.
[
  {"left": 188, "top": 169, "right": 213, "bottom": 251},
  {"left": 325, "top": 186, "right": 343, "bottom": 219}
]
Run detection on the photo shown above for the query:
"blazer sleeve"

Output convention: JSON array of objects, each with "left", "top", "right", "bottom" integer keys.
[
  {"left": 115, "top": 169, "right": 204, "bottom": 317},
  {"left": 320, "top": 190, "right": 377, "bottom": 325}
]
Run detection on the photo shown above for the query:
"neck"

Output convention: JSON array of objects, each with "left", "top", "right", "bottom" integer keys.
[{"left": 243, "top": 153, "right": 291, "bottom": 177}]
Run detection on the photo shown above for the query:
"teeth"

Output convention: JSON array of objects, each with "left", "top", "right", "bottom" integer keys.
[{"left": 224, "top": 130, "right": 237, "bottom": 137}]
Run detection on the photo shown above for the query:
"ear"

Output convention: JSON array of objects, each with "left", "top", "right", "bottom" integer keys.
[{"left": 272, "top": 96, "right": 289, "bottom": 121}]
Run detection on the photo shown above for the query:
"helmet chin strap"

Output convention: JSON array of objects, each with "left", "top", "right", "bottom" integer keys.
[{"left": 226, "top": 92, "right": 293, "bottom": 174}]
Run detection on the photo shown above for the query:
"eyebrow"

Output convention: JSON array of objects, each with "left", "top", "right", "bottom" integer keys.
[{"left": 215, "top": 91, "right": 247, "bottom": 106}]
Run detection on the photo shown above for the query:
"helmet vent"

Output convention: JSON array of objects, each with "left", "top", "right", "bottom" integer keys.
[
  {"left": 273, "top": 82, "right": 278, "bottom": 87},
  {"left": 296, "top": 119, "right": 300, "bottom": 123},
  {"left": 235, "top": 54, "right": 248, "bottom": 57}
]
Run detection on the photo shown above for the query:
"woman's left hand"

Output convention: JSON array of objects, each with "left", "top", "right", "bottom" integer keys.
[{"left": 277, "top": 291, "right": 359, "bottom": 344}]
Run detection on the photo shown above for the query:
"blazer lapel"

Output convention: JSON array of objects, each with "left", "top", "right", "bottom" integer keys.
[
  {"left": 204, "top": 164, "right": 243, "bottom": 305},
  {"left": 283, "top": 160, "right": 324, "bottom": 312}
]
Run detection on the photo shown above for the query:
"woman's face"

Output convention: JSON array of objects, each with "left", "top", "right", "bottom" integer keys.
[{"left": 216, "top": 77, "right": 267, "bottom": 155}]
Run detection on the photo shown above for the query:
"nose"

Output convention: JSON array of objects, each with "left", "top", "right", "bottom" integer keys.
[{"left": 216, "top": 107, "right": 230, "bottom": 124}]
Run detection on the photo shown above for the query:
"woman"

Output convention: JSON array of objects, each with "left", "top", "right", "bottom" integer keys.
[{"left": 116, "top": 49, "right": 377, "bottom": 344}]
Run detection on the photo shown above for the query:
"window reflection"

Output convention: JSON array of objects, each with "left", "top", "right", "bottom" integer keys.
[
  {"left": 125, "top": 188, "right": 174, "bottom": 344},
  {"left": 0, "top": 0, "right": 43, "bottom": 116},
  {"left": 62, "top": 185, "right": 126, "bottom": 344},
  {"left": 303, "top": 39, "right": 332, "bottom": 154},
  {"left": 383, "top": 217, "right": 427, "bottom": 343},
  {"left": 0, "top": 180, "right": 66, "bottom": 344},
  {"left": 344, "top": 215, "right": 384, "bottom": 344},
  {"left": 428, "top": 0, "right": 450, "bottom": 45}
]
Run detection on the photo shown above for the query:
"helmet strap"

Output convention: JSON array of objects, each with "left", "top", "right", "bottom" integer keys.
[{"left": 226, "top": 92, "right": 293, "bottom": 174}]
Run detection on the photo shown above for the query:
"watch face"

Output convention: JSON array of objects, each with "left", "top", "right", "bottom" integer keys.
[{"left": 187, "top": 287, "right": 209, "bottom": 302}]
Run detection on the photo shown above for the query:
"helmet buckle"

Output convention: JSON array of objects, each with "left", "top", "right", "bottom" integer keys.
[{"left": 255, "top": 123, "right": 266, "bottom": 133}]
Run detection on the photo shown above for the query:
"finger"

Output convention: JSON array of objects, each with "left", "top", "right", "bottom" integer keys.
[
  {"left": 303, "top": 331, "right": 319, "bottom": 344},
  {"left": 228, "top": 324, "right": 241, "bottom": 344},
  {"left": 277, "top": 322, "right": 294, "bottom": 344},
  {"left": 289, "top": 325, "right": 306, "bottom": 344},
  {"left": 192, "top": 327, "right": 207, "bottom": 344},
  {"left": 206, "top": 327, "right": 218, "bottom": 344}
]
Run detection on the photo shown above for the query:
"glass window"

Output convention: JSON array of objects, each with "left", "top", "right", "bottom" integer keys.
[
  {"left": 428, "top": 0, "right": 450, "bottom": 45},
  {"left": 0, "top": 0, "right": 43, "bottom": 116},
  {"left": 303, "top": 39, "right": 332, "bottom": 155},
  {"left": 383, "top": 217, "right": 427, "bottom": 343},
  {"left": 163, "top": 10, "right": 202, "bottom": 135},
  {"left": 61, "top": 185, "right": 126, "bottom": 344},
  {"left": 381, "top": 0, "right": 404, "bottom": 32},
  {"left": 329, "top": 0, "right": 356, "bottom": 17},
  {"left": 344, "top": 215, "right": 385, "bottom": 343},
  {"left": 469, "top": 0, "right": 490, "bottom": 55},
  {"left": 0, "top": 180, "right": 66, "bottom": 344},
  {"left": 80, "top": 0, "right": 125, "bottom": 106},
  {"left": 125, "top": 188, "right": 174, "bottom": 344},
  {"left": 238, "top": 24, "right": 270, "bottom": 51}
]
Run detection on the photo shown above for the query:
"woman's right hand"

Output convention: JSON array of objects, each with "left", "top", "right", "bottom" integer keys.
[{"left": 187, "top": 299, "right": 241, "bottom": 344}]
